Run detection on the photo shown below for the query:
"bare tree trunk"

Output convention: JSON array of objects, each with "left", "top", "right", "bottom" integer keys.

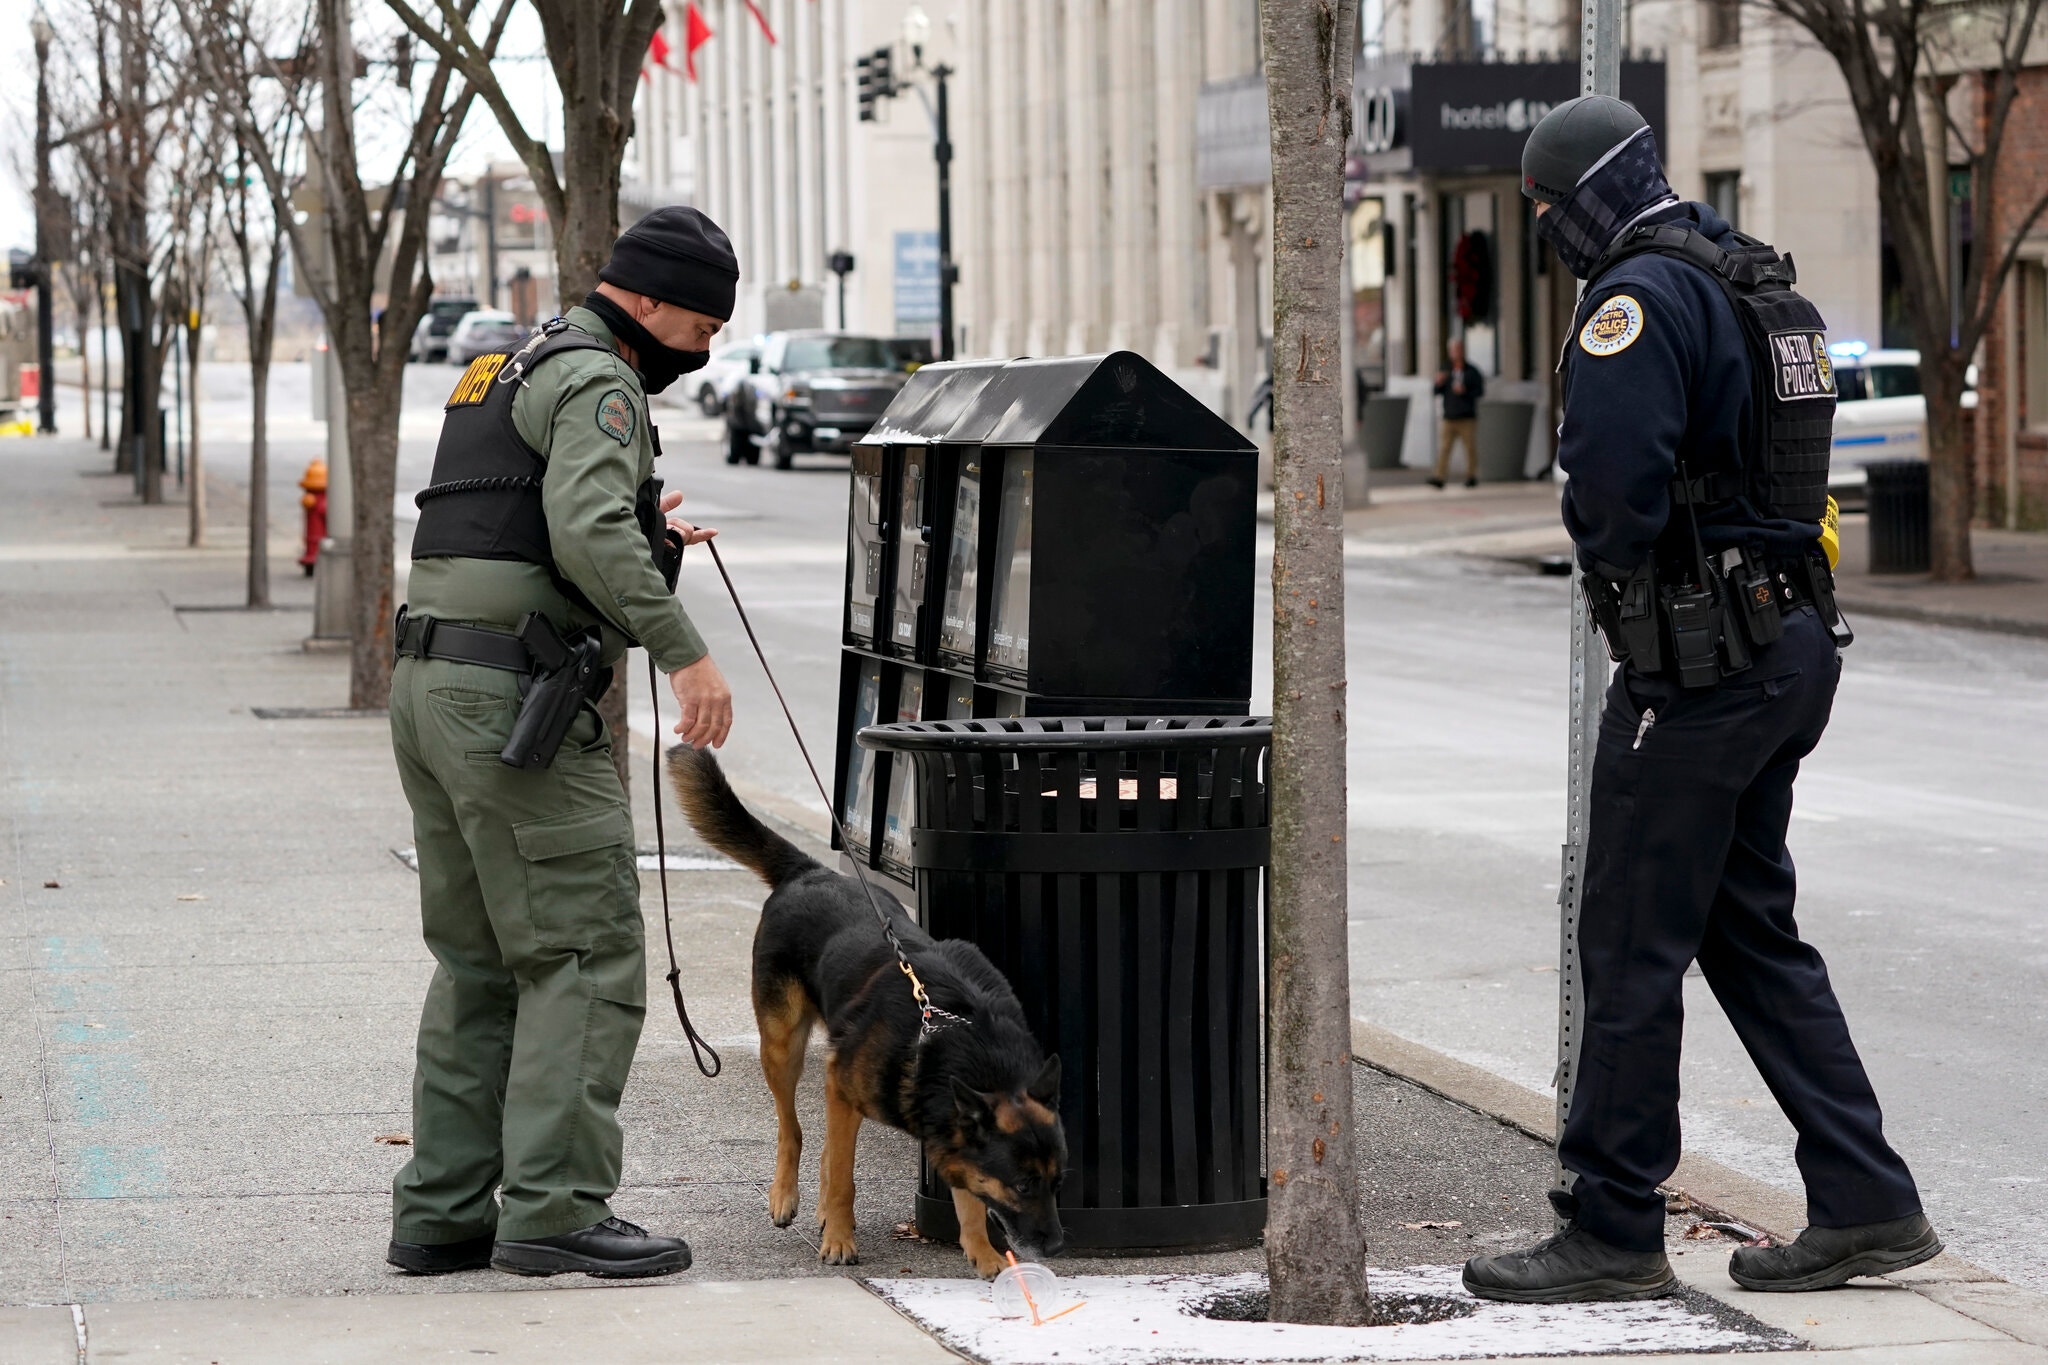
[
  {"left": 343, "top": 372, "right": 401, "bottom": 708},
  {"left": 78, "top": 302, "right": 93, "bottom": 441},
  {"left": 98, "top": 265, "right": 110, "bottom": 452},
  {"left": 1926, "top": 372, "right": 1974, "bottom": 581},
  {"left": 1260, "top": 0, "right": 1369, "bottom": 1328},
  {"left": 187, "top": 321, "right": 206, "bottom": 547},
  {"left": 248, "top": 353, "right": 270, "bottom": 607}
]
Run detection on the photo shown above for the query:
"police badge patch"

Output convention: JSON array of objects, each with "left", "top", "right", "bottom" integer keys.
[
  {"left": 596, "top": 389, "right": 637, "bottom": 444},
  {"left": 1768, "top": 330, "right": 1836, "bottom": 401},
  {"left": 1580, "top": 294, "right": 1645, "bottom": 357}
]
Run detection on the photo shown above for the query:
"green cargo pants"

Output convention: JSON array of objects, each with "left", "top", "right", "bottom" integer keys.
[{"left": 387, "top": 654, "right": 646, "bottom": 1245}]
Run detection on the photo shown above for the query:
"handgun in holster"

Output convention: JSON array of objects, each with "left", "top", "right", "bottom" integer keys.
[{"left": 500, "top": 612, "right": 608, "bottom": 771}]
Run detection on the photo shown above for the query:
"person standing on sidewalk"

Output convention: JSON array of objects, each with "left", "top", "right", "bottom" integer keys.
[
  {"left": 1463, "top": 98, "right": 1938, "bottom": 1305},
  {"left": 384, "top": 207, "right": 738, "bottom": 1280},
  {"left": 1429, "top": 336, "right": 1484, "bottom": 488}
]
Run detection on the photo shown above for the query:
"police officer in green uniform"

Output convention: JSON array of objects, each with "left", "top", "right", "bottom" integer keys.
[{"left": 383, "top": 207, "right": 737, "bottom": 1279}]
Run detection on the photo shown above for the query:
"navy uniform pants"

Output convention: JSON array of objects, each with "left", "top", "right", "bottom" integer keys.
[{"left": 1557, "top": 606, "right": 1923, "bottom": 1251}]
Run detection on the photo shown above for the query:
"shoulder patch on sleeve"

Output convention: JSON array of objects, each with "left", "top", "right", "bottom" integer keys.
[
  {"left": 1579, "top": 294, "right": 1645, "bottom": 357},
  {"left": 595, "top": 389, "right": 637, "bottom": 445}
]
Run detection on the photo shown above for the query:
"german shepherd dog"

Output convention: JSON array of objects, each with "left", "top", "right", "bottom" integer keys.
[{"left": 668, "top": 747, "right": 1067, "bottom": 1276}]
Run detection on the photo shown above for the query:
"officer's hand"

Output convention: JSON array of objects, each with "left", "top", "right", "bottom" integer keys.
[
  {"left": 660, "top": 490, "right": 719, "bottom": 546},
  {"left": 670, "top": 655, "right": 733, "bottom": 749}
]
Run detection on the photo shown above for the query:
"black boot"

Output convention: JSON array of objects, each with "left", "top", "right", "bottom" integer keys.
[
  {"left": 387, "top": 1232, "right": 495, "bottom": 1275},
  {"left": 1728, "top": 1213, "right": 1941, "bottom": 1292},
  {"left": 492, "top": 1216, "right": 692, "bottom": 1279},
  {"left": 1463, "top": 1224, "right": 1675, "bottom": 1303}
]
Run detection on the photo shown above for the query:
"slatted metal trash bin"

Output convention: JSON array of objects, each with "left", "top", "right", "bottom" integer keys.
[
  {"left": 856, "top": 715, "right": 1270, "bottom": 1254},
  {"left": 1866, "top": 459, "right": 1932, "bottom": 575}
]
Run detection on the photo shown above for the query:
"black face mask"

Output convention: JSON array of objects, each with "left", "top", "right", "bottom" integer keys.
[{"left": 581, "top": 292, "right": 710, "bottom": 394}]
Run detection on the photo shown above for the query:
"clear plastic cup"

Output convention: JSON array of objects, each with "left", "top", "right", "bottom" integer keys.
[{"left": 991, "top": 1259, "right": 1061, "bottom": 1321}]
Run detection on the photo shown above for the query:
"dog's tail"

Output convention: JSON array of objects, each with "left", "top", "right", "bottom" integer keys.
[{"left": 666, "top": 745, "right": 820, "bottom": 889}]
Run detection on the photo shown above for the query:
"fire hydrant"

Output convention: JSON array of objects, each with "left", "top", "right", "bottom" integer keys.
[{"left": 298, "top": 458, "right": 328, "bottom": 577}]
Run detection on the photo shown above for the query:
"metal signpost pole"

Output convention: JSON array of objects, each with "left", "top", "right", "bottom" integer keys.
[
  {"left": 933, "top": 64, "right": 955, "bottom": 361},
  {"left": 1555, "top": 0, "right": 1620, "bottom": 1226}
]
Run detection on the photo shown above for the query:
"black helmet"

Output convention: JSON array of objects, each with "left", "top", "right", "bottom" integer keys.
[{"left": 1521, "top": 96, "right": 1649, "bottom": 204}]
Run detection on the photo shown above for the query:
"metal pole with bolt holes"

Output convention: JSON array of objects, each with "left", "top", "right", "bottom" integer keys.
[
  {"left": 934, "top": 63, "right": 955, "bottom": 361},
  {"left": 1554, "top": 0, "right": 1620, "bottom": 1229}
]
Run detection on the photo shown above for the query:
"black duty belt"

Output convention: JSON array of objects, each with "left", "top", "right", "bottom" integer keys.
[{"left": 393, "top": 608, "right": 533, "bottom": 672}]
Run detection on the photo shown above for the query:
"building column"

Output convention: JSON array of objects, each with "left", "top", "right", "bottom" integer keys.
[
  {"left": 792, "top": 0, "right": 819, "bottom": 290},
  {"left": 1022, "top": 0, "right": 1061, "bottom": 356},
  {"left": 1104, "top": 0, "right": 1152, "bottom": 354},
  {"left": 1062, "top": 0, "right": 1104, "bottom": 355},
  {"left": 1152, "top": 2, "right": 1199, "bottom": 369}
]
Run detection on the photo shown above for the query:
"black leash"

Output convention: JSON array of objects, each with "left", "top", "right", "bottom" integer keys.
[
  {"left": 699, "top": 539, "right": 966, "bottom": 1038},
  {"left": 649, "top": 652, "right": 723, "bottom": 1078}
]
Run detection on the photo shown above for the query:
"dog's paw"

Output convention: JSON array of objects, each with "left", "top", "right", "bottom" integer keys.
[
  {"left": 768, "top": 1182, "right": 799, "bottom": 1227},
  {"left": 818, "top": 1229, "right": 860, "bottom": 1266},
  {"left": 966, "top": 1244, "right": 1007, "bottom": 1279}
]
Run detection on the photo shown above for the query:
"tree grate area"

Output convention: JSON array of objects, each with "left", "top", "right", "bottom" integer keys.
[{"left": 1189, "top": 1286, "right": 1478, "bottom": 1328}]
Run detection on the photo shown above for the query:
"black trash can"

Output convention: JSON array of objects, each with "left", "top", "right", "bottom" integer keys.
[
  {"left": 857, "top": 715, "right": 1270, "bottom": 1254},
  {"left": 1866, "top": 459, "right": 1931, "bottom": 574}
]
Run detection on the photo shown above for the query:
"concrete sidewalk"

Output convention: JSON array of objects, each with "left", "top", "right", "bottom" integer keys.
[{"left": 3, "top": 432, "right": 2043, "bottom": 1362}]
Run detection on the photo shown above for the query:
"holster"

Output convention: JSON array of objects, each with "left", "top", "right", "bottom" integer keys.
[
  {"left": 500, "top": 612, "right": 608, "bottom": 771},
  {"left": 1583, "top": 560, "right": 1664, "bottom": 675}
]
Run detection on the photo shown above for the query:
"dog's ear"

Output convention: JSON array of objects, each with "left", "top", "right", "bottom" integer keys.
[
  {"left": 952, "top": 1078, "right": 993, "bottom": 1131},
  {"left": 1027, "top": 1053, "right": 1061, "bottom": 1110}
]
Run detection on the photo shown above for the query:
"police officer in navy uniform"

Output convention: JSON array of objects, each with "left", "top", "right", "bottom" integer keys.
[{"left": 1463, "top": 98, "right": 1941, "bottom": 1304}]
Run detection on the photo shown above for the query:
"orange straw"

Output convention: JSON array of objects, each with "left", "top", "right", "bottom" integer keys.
[{"left": 1003, "top": 1251, "right": 1044, "bottom": 1326}]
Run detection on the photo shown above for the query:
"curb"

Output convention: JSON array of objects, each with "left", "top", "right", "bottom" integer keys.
[
  {"left": 1832, "top": 593, "right": 2048, "bottom": 641},
  {"left": 1349, "top": 1017, "right": 2048, "bottom": 1348}
]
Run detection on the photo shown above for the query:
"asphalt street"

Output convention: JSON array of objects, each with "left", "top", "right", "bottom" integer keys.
[{"left": 32, "top": 360, "right": 2048, "bottom": 1297}]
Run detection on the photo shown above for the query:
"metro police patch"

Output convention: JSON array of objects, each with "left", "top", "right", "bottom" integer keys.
[
  {"left": 1769, "top": 330, "right": 1836, "bottom": 401},
  {"left": 596, "top": 389, "right": 637, "bottom": 445},
  {"left": 1579, "top": 295, "right": 1645, "bottom": 357}
]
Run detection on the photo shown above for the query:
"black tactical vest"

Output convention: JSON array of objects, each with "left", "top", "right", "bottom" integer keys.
[
  {"left": 1580, "top": 222, "right": 1836, "bottom": 524},
  {"left": 411, "top": 320, "right": 673, "bottom": 616}
]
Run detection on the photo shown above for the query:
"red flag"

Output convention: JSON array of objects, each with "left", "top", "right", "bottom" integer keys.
[
  {"left": 744, "top": 0, "right": 777, "bottom": 44},
  {"left": 684, "top": 2, "right": 714, "bottom": 80}
]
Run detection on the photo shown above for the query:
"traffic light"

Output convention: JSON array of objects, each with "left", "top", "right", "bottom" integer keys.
[
  {"left": 856, "top": 45, "right": 894, "bottom": 122},
  {"left": 856, "top": 52, "right": 877, "bottom": 121}
]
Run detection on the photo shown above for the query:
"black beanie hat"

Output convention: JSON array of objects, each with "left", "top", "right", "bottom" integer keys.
[{"left": 599, "top": 206, "right": 739, "bottom": 321}]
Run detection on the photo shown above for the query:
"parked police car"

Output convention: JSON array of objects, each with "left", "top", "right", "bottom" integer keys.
[{"left": 1828, "top": 344, "right": 1976, "bottom": 505}]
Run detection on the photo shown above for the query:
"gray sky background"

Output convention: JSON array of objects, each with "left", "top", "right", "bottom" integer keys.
[{"left": 0, "top": 0, "right": 569, "bottom": 257}]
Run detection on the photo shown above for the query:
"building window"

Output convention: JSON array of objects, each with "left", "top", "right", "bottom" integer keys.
[
  {"left": 1704, "top": 171, "right": 1740, "bottom": 231},
  {"left": 2024, "top": 261, "right": 2048, "bottom": 431},
  {"left": 1703, "top": 0, "right": 1741, "bottom": 49}
]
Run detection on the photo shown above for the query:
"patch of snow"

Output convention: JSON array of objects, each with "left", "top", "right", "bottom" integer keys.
[{"left": 868, "top": 1266, "right": 1794, "bottom": 1364}]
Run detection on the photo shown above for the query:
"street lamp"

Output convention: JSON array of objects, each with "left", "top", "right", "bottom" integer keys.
[
  {"left": 897, "top": 5, "right": 955, "bottom": 360},
  {"left": 30, "top": 6, "right": 57, "bottom": 435}
]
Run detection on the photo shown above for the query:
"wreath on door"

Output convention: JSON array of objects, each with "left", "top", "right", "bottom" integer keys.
[{"left": 1451, "top": 229, "right": 1493, "bottom": 323}]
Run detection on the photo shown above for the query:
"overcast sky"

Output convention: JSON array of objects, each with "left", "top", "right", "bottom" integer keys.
[{"left": 0, "top": 0, "right": 565, "bottom": 256}]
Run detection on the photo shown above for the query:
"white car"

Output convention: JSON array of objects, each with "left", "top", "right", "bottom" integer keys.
[
  {"left": 445, "top": 310, "right": 526, "bottom": 364},
  {"left": 688, "top": 340, "right": 761, "bottom": 417},
  {"left": 1827, "top": 345, "right": 1975, "bottom": 499}
]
